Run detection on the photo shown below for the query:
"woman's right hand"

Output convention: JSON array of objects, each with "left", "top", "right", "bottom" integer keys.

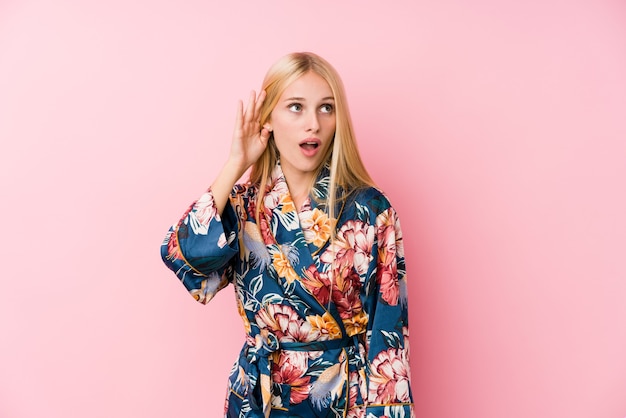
[
  {"left": 210, "top": 90, "right": 271, "bottom": 215},
  {"left": 228, "top": 90, "right": 271, "bottom": 172}
]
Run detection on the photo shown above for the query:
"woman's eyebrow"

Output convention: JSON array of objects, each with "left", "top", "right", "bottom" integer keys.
[{"left": 283, "top": 96, "right": 335, "bottom": 101}]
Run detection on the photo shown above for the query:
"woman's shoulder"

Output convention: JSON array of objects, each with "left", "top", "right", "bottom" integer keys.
[{"left": 347, "top": 186, "right": 396, "bottom": 216}]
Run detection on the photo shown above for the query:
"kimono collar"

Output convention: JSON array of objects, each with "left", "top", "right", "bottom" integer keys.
[
  {"left": 259, "top": 160, "right": 339, "bottom": 276},
  {"left": 267, "top": 159, "right": 337, "bottom": 211}
]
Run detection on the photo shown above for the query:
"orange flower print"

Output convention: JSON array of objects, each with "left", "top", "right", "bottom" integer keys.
[
  {"left": 300, "top": 208, "right": 336, "bottom": 247},
  {"left": 306, "top": 312, "right": 342, "bottom": 340},
  {"left": 279, "top": 194, "right": 296, "bottom": 214},
  {"left": 272, "top": 251, "right": 299, "bottom": 284},
  {"left": 236, "top": 299, "right": 252, "bottom": 334},
  {"left": 342, "top": 310, "right": 368, "bottom": 336}
]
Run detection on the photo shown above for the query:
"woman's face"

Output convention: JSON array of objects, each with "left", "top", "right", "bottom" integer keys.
[{"left": 269, "top": 71, "right": 336, "bottom": 183}]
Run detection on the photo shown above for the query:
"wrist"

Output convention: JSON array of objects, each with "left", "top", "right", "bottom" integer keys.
[{"left": 223, "top": 159, "right": 249, "bottom": 181}]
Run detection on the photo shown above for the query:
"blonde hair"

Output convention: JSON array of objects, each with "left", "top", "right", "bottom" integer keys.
[{"left": 249, "top": 52, "right": 375, "bottom": 221}]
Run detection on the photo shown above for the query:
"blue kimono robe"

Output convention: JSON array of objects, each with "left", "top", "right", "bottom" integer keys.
[{"left": 161, "top": 162, "right": 414, "bottom": 417}]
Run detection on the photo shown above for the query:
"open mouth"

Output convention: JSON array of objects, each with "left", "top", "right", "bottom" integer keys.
[{"left": 300, "top": 141, "right": 320, "bottom": 151}]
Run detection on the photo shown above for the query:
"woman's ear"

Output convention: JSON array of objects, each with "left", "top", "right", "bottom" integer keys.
[{"left": 263, "top": 123, "right": 273, "bottom": 132}]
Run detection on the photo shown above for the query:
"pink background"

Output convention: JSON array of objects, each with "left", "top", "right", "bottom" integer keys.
[{"left": 1, "top": 1, "right": 625, "bottom": 417}]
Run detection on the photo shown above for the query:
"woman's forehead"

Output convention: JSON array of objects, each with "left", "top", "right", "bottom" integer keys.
[{"left": 280, "top": 72, "right": 333, "bottom": 101}]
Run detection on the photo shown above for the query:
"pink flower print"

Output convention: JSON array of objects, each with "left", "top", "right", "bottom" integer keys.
[
  {"left": 321, "top": 220, "right": 374, "bottom": 276},
  {"left": 164, "top": 231, "right": 183, "bottom": 261},
  {"left": 272, "top": 351, "right": 311, "bottom": 405},
  {"left": 346, "top": 408, "right": 365, "bottom": 418},
  {"left": 378, "top": 208, "right": 405, "bottom": 260},
  {"left": 368, "top": 348, "right": 412, "bottom": 404},
  {"left": 217, "top": 232, "right": 228, "bottom": 248},
  {"left": 402, "top": 326, "right": 411, "bottom": 357},
  {"left": 188, "top": 191, "right": 218, "bottom": 234},
  {"left": 263, "top": 175, "right": 289, "bottom": 211},
  {"left": 378, "top": 263, "right": 399, "bottom": 306},
  {"left": 347, "top": 371, "right": 360, "bottom": 407},
  {"left": 375, "top": 207, "right": 394, "bottom": 235},
  {"left": 259, "top": 216, "right": 274, "bottom": 245},
  {"left": 255, "top": 304, "right": 320, "bottom": 343},
  {"left": 377, "top": 210, "right": 398, "bottom": 268},
  {"left": 394, "top": 218, "right": 405, "bottom": 259},
  {"left": 332, "top": 267, "right": 363, "bottom": 319},
  {"left": 301, "top": 265, "right": 331, "bottom": 306}
]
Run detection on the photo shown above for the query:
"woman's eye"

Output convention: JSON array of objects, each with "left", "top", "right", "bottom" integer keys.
[
  {"left": 320, "top": 104, "right": 334, "bottom": 114},
  {"left": 288, "top": 103, "right": 302, "bottom": 112}
]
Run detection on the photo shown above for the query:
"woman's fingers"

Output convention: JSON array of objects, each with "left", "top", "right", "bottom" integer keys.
[
  {"left": 235, "top": 89, "right": 269, "bottom": 147},
  {"left": 243, "top": 90, "right": 256, "bottom": 124},
  {"left": 228, "top": 89, "right": 270, "bottom": 168},
  {"left": 253, "top": 90, "right": 266, "bottom": 120},
  {"left": 242, "top": 89, "right": 267, "bottom": 124},
  {"left": 234, "top": 99, "right": 244, "bottom": 130}
]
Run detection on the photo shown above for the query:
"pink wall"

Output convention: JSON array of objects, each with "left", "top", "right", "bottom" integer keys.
[{"left": 1, "top": 1, "right": 625, "bottom": 417}]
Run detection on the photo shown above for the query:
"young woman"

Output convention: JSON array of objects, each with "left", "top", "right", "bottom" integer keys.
[{"left": 161, "top": 52, "right": 414, "bottom": 417}]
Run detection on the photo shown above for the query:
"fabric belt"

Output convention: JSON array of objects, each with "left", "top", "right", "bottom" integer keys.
[
  {"left": 280, "top": 336, "right": 355, "bottom": 352},
  {"left": 244, "top": 335, "right": 358, "bottom": 418}
]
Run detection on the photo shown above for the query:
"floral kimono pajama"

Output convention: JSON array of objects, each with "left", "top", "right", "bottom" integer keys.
[{"left": 161, "top": 163, "right": 414, "bottom": 418}]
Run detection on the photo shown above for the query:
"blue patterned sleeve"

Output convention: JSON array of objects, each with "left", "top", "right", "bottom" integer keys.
[
  {"left": 160, "top": 188, "right": 240, "bottom": 304},
  {"left": 365, "top": 206, "right": 415, "bottom": 415}
]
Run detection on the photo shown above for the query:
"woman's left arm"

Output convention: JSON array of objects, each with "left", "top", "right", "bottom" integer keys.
[{"left": 365, "top": 206, "right": 414, "bottom": 415}]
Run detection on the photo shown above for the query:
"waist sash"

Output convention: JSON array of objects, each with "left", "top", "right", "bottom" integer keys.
[{"left": 244, "top": 335, "right": 358, "bottom": 417}]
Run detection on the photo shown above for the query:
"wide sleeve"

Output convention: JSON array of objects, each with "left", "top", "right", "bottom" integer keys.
[
  {"left": 365, "top": 206, "right": 414, "bottom": 416},
  {"left": 160, "top": 188, "right": 240, "bottom": 304}
]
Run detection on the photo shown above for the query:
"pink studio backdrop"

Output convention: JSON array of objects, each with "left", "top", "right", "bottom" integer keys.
[{"left": 1, "top": 1, "right": 625, "bottom": 417}]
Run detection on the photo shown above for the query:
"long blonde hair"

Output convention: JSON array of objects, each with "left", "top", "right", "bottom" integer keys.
[{"left": 249, "top": 52, "right": 375, "bottom": 222}]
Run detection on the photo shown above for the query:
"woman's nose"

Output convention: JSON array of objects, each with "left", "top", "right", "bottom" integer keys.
[{"left": 306, "top": 111, "right": 320, "bottom": 133}]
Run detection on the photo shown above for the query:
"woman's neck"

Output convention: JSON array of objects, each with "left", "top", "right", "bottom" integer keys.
[{"left": 282, "top": 168, "right": 314, "bottom": 211}]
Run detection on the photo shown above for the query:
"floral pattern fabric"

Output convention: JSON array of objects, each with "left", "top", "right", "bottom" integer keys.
[{"left": 161, "top": 162, "right": 414, "bottom": 418}]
